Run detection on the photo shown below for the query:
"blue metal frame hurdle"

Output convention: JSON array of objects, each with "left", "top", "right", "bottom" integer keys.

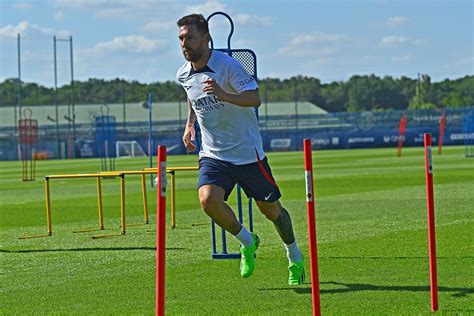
[
  {"left": 96, "top": 104, "right": 117, "bottom": 171},
  {"left": 207, "top": 11, "right": 259, "bottom": 259}
]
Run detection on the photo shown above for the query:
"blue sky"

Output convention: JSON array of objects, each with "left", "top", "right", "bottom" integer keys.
[{"left": 0, "top": 0, "right": 472, "bottom": 87}]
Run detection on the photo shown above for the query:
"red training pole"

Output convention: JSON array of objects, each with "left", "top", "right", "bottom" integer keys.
[
  {"left": 423, "top": 134, "right": 438, "bottom": 312},
  {"left": 397, "top": 113, "right": 407, "bottom": 157},
  {"left": 438, "top": 112, "right": 446, "bottom": 155},
  {"left": 156, "top": 146, "right": 167, "bottom": 316},
  {"left": 303, "top": 139, "right": 321, "bottom": 316}
]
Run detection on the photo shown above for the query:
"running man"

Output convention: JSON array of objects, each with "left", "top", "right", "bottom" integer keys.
[{"left": 176, "top": 13, "right": 305, "bottom": 285}]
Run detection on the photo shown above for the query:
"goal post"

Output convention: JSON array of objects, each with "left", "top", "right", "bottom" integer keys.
[{"left": 116, "top": 141, "right": 147, "bottom": 158}]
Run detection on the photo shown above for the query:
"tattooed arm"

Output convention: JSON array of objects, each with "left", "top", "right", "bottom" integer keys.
[{"left": 182, "top": 100, "right": 197, "bottom": 152}]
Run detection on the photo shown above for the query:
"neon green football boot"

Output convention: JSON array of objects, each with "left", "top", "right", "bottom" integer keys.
[
  {"left": 288, "top": 257, "right": 305, "bottom": 285},
  {"left": 240, "top": 233, "right": 260, "bottom": 278}
]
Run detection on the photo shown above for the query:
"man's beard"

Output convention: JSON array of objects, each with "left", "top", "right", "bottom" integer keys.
[{"left": 183, "top": 48, "right": 203, "bottom": 62}]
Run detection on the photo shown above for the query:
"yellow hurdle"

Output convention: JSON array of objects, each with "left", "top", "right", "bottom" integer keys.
[
  {"left": 18, "top": 165, "right": 199, "bottom": 239},
  {"left": 144, "top": 166, "right": 198, "bottom": 228},
  {"left": 141, "top": 174, "right": 149, "bottom": 224},
  {"left": 19, "top": 172, "right": 122, "bottom": 239},
  {"left": 92, "top": 174, "right": 126, "bottom": 239},
  {"left": 73, "top": 176, "right": 105, "bottom": 233},
  {"left": 98, "top": 169, "right": 158, "bottom": 226}
]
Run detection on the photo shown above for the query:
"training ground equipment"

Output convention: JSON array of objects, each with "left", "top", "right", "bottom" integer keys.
[
  {"left": 96, "top": 104, "right": 117, "bottom": 171},
  {"left": 18, "top": 165, "right": 198, "bottom": 240},
  {"left": 144, "top": 166, "right": 198, "bottom": 229},
  {"left": 303, "top": 139, "right": 322, "bottom": 316},
  {"left": 18, "top": 108, "right": 38, "bottom": 181},
  {"left": 396, "top": 113, "right": 407, "bottom": 157},
  {"left": 156, "top": 141, "right": 322, "bottom": 315},
  {"left": 116, "top": 141, "right": 147, "bottom": 158},
  {"left": 424, "top": 134, "right": 439, "bottom": 312},
  {"left": 144, "top": 93, "right": 154, "bottom": 187},
  {"left": 18, "top": 172, "right": 128, "bottom": 239},
  {"left": 211, "top": 190, "right": 253, "bottom": 259},
  {"left": 156, "top": 146, "right": 166, "bottom": 316},
  {"left": 207, "top": 11, "right": 258, "bottom": 259},
  {"left": 464, "top": 108, "right": 474, "bottom": 157},
  {"left": 437, "top": 112, "right": 446, "bottom": 155}
]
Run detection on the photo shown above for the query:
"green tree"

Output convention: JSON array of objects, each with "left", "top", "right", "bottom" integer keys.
[
  {"left": 409, "top": 74, "right": 436, "bottom": 109},
  {"left": 1, "top": 74, "right": 472, "bottom": 112}
]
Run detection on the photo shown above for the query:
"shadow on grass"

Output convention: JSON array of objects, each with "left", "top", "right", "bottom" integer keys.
[
  {"left": 322, "top": 256, "right": 474, "bottom": 260},
  {"left": 260, "top": 281, "right": 473, "bottom": 298},
  {"left": 0, "top": 247, "right": 185, "bottom": 253}
]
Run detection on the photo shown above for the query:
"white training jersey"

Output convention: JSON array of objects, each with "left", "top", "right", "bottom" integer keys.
[{"left": 176, "top": 50, "right": 265, "bottom": 165}]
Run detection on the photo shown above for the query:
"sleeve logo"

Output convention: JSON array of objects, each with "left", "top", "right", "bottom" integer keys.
[{"left": 239, "top": 77, "right": 254, "bottom": 86}]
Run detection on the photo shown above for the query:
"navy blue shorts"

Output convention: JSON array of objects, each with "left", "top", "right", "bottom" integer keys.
[{"left": 198, "top": 156, "right": 281, "bottom": 202}]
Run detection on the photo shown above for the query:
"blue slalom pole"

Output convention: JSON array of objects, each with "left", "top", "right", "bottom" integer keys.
[
  {"left": 248, "top": 197, "right": 253, "bottom": 232},
  {"left": 237, "top": 185, "right": 243, "bottom": 223},
  {"left": 211, "top": 220, "right": 217, "bottom": 256},
  {"left": 221, "top": 227, "right": 228, "bottom": 254}
]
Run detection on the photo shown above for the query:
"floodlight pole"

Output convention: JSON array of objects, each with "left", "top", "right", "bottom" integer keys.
[
  {"left": 69, "top": 36, "right": 76, "bottom": 158},
  {"left": 17, "top": 33, "right": 21, "bottom": 126},
  {"left": 148, "top": 93, "right": 153, "bottom": 187},
  {"left": 53, "top": 36, "right": 60, "bottom": 157},
  {"left": 294, "top": 80, "right": 298, "bottom": 142},
  {"left": 53, "top": 35, "right": 75, "bottom": 159},
  {"left": 122, "top": 84, "right": 126, "bottom": 130}
]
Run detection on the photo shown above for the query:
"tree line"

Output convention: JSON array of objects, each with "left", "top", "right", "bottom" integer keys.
[{"left": 0, "top": 74, "right": 472, "bottom": 112}]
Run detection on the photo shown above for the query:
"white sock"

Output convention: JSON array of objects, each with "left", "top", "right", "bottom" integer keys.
[
  {"left": 285, "top": 241, "right": 302, "bottom": 263},
  {"left": 234, "top": 226, "right": 253, "bottom": 247}
]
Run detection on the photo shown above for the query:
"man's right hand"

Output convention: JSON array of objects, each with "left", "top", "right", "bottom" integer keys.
[{"left": 182, "top": 124, "right": 197, "bottom": 152}]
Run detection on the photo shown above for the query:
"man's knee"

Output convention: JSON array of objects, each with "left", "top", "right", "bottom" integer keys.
[
  {"left": 256, "top": 200, "right": 282, "bottom": 221},
  {"left": 199, "top": 186, "right": 224, "bottom": 213},
  {"left": 199, "top": 192, "right": 216, "bottom": 211}
]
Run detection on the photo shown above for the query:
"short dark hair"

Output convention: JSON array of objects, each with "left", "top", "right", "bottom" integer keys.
[{"left": 177, "top": 14, "right": 209, "bottom": 35}]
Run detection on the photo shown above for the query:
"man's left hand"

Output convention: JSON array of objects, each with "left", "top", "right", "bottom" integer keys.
[{"left": 203, "top": 79, "right": 227, "bottom": 101}]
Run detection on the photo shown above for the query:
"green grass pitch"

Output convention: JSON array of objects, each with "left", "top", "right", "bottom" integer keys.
[{"left": 1, "top": 146, "right": 473, "bottom": 314}]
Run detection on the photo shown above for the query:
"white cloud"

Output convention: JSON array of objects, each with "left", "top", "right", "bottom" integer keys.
[
  {"left": 391, "top": 55, "right": 413, "bottom": 63},
  {"left": 328, "top": 55, "right": 378, "bottom": 67},
  {"left": 54, "top": 0, "right": 114, "bottom": 9},
  {"left": 234, "top": 14, "right": 273, "bottom": 27},
  {"left": 444, "top": 56, "right": 474, "bottom": 71},
  {"left": 279, "top": 46, "right": 339, "bottom": 58},
  {"left": 0, "top": 21, "right": 70, "bottom": 38},
  {"left": 12, "top": 2, "right": 33, "bottom": 11},
  {"left": 290, "top": 32, "right": 347, "bottom": 45},
  {"left": 185, "top": 0, "right": 227, "bottom": 16},
  {"left": 234, "top": 39, "right": 256, "bottom": 47},
  {"left": 384, "top": 16, "right": 408, "bottom": 28},
  {"left": 378, "top": 35, "right": 424, "bottom": 47},
  {"left": 54, "top": 11, "right": 65, "bottom": 20},
  {"left": 278, "top": 31, "right": 347, "bottom": 57},
  {"left": 142, "top": 21, "right": 174, "bottom": 32},
  {"left": 22, "top": 49, "right": 51, "bottom": 64},
  {"left": 380, "top": 35, "right": 409, "bottom": 45},
  {"left": 54, "top": 0, "right": 174, "bottom": 20},
  {"left": 93, "top": 35, "right": 164, "bottom": 54}
]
